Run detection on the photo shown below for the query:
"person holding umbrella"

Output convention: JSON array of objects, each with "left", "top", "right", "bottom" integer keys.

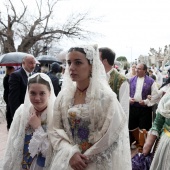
[{"left": 8, "top": 55, "right": 36, "bottom": 121}]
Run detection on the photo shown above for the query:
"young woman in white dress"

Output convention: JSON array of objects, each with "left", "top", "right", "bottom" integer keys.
[{"left": 49, "top": 45, "right": 132, "bottom": 170}]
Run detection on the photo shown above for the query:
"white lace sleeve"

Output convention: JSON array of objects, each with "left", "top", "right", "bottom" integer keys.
[{"left": 28, "top": 126, "right": 50, "bottom": 158}]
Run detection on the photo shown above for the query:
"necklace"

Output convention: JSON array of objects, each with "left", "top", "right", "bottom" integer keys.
[
  {"left": 77, "top": 86, "right": 88, "bottom": 96},
  {"left": 33, "top": 106, "right": 48, "bottom": 129},
  {"left": 34, "top": 106, "right": 47, "bottom": 114}
]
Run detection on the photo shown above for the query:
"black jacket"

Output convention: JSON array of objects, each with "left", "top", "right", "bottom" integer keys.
[
  {"left": 47, "top": 72, "right": 61, "bottom": 97},
  {"left": 8, "top": 68, "right": 28, "bottom": 118},
  {"left": 3, "top": 74, "right": 10, "bottom": 104}
]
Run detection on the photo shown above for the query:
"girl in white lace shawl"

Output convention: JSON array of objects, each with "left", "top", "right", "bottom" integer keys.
[
  {"left": 2, "top": 73, "right": 56, "bottom": 170},
  {"left": 49, "top": 45, "right": 132, "bottom": 170}
]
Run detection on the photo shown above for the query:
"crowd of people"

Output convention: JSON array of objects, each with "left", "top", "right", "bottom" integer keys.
[{"left": 1, "top": 44, "right": 170, "bottom": 170}]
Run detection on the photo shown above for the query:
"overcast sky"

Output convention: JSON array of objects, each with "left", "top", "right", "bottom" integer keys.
[
  {"left": 56, "top": 0, "right": 170, "bottom": 62},
  {"left": 1, "top": 0, "right": 170, "bottom": 62}
]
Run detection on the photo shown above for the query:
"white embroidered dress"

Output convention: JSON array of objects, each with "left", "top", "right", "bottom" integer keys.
[
  {"left": 50, "top": 85, "right": 132, "bottom": 170},
  {"left": 49, "top": 45, "right": 132, "bottom": 170}
]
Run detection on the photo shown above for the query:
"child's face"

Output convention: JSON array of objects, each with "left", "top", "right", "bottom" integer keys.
[{"left": 28, "top": 83, "right": 50, "bottom": 110}]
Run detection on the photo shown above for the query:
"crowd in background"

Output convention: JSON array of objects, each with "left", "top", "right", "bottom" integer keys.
[{"left": 1, "top": 46, "right": 170, "bottom": 170}]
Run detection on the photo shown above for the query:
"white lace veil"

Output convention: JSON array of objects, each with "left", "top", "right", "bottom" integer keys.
[{"left": 61, "top": 44, "right": 115, "bottom": 100}]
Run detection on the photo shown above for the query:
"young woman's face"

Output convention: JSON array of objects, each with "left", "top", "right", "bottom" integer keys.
[
  {"left": 67, "top": 51, "right": 92, "bottom": 83},
  {"left": 28, "top": 83, "right": 50, "bottom": 110}
]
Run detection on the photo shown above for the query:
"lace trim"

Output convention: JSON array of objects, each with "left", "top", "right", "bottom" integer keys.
[
  {"left": 28, "top": 126, "right": 50, "bottom": 158},
  {"left": 79, "top": 45, "right": 96, "bottom": 64},
  {"left": 88, "top": 141, "right": 118, "bottom": 168}
]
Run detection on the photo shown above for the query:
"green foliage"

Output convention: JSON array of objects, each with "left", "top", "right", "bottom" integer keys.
[
  {"left": 123, "top": 62, "right": 130, "bottom": 70},
  {"left": 116, "top": 56, "right": 130, "bottom": 70},
  {"left": 116, "top": 56, "right": 127, "bottom": 62}
]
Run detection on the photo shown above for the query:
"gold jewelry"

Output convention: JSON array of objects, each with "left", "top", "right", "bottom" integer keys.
[{"left": 77, "top": 86, "right": 88, "bottom": 96}]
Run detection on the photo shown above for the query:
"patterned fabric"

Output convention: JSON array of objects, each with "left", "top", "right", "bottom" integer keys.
[
  {"left": 109, "top": 69, "right": 127, "bottom": 100},
  {"left": 68, "top": 106, "right": 92, "bottom": 153},
  {"left": 21, "top": 117, "right": 47, "bottom": 169},
  {"left": 22, "top": 134, "right": 34, "bottom": 169},
  {"left": 132, "top": 153, "right": 153, "bottom": 170},
  {"left": 130, "top": 75, "right": 154, "bottom": 100},
  {"left": 22, "top": 134, "right": 46, "bottom": 169},
  {"left": 50, "top": 85, "right": 132, "bottom": 170}
]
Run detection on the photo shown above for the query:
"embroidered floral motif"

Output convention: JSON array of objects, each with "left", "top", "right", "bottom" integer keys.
[
  {"left": 88, "top": 142, "right": 118, "bottom": 169},
  {"left": 79, "top": 45, "right": 95, "bottom": 64},
  {"left": 78, "top": 126, "right": 89, "bottom": 140},
  {"left": 80, "top": 141, "right": 92, "bottom": 152},
  {"left": 22, "top": 114, "right": 47, "bottom": 169},
  {"left": 68, "top": 108, "right": 92, "bottom": 153}
]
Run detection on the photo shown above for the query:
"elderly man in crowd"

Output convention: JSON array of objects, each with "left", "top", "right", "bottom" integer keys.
[{"left": 8, "top": 55, "right": 36, "bottom": 120}]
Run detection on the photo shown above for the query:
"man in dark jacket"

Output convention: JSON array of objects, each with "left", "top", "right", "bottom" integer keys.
[
  {"left": 8, "top": 55, "right": 36, "bottom": 119},
  {"left": 47, "top": 62, "right": 61, "bottom": 97},
  {"left": 3, "top": 66, "right": 15, "bottom": 129}
]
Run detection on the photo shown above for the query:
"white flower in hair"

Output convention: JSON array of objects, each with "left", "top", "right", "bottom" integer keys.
[{"left": 79, "top": 44, "right": 98, "bottom": 64}]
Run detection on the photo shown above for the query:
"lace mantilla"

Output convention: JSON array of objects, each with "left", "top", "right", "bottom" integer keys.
[
  {"left": 88, "top": 141, "right": 118, "bottom": 168},
  {"left": 79, "top": 45, "right": 97, "bottom": 64}
]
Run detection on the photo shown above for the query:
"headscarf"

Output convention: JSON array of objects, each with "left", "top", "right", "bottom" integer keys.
[
  {"left": 3, "top": 73, "right": 56, "bottom": 170},
  {"left": 23, "top": 73, "right": 56, "bottom": 129}
]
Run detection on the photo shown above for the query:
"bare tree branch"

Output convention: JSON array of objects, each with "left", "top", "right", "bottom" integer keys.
[
  {"left": 0, "top": 30, "right": 7, "bottom": 37},
  {"left": 0, "top": 20, "right": 8, "bottom": 29},
  {"left": 0, "top": 0, "right": 99, "bottom": 54}
]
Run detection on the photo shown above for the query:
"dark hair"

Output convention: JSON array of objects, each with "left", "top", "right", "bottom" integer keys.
[
  {"left": 68, "top": 47, "right": 86, "bottom": 55},
  {"left": 28, "top": 74, "right": 51, "bottom": 91},
  {"left": 139, "top": 63, "right": 147, "bottom": 72},
  {"left": 99, "top": 47, "right": 115, "bottom": 66},
  {"left": 51, "top": 62, "right": 62, "bottom": 73},
  {"left": 6, "top": 66, "right": 15, "bottom": 75},
  {"left": 150, "top": 75, "right": 156, "bottom": 81},
  {"left": 143, "top": 64, "right": 147, "bottom": 71},
  {"left": 143, "top": 64, "right": 147, "bottom": 73},
  {"left": 68, "top": 47, "right": 90, "bottom": 65},
  {"left": 168, "top": 68, "right": 170, "bottom": 74}
]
